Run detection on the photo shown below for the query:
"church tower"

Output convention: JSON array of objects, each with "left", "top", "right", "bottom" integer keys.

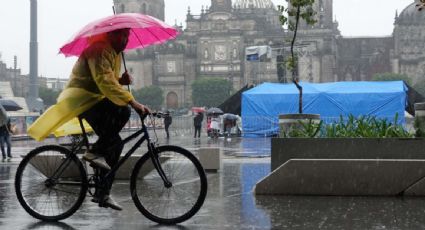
[
  {"left": 113, "top": 0, "right": 165, "bottom": 20},
  {"left": 314, "top": 0, "right": 333, "bottom": 29},
  {"left": 287, "top": 0, "right": 337, "bottom": 83},
  {"left": 210, "top": 0, "right": 232, "bottom": 12},
  {"left": 295, "top": 0, "right": 333, "bottom": 29}
]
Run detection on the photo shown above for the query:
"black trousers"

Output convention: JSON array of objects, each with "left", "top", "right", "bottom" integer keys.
[
  {"left": 165, "top": 125, "right": 170, "bottom": 138},
  {"left": 194, "top": 125, "right": 201, "bottom": 138},
  {"left": 79, "top": 98, "right": 130, "bottom": 194}
]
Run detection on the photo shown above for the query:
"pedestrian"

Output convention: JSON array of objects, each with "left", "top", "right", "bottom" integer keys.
[
  {"left": 0, "top": 105, "right": 12, "bottom": 161},
  {"left": 224, "top": 118, "right": 234, "bottom": 137},
  {"left": 193, "top": 112, "right": 203, "bottom": 138},
  {"left": 210, "top": 115, "right": 220, "bottom": 138},
  {"left": 28, "top": 28, "right": 150, "bottom": 211},
  {"left": 163, "top": 111, "right": 172, "bottom": 138}
]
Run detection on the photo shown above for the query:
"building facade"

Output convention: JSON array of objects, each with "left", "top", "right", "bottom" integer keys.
[
  {"left": 393, "top": 1, "right": 425, "bottom": 85},
  {"left": 107, "top": 0, "right": 425, "bottom": 108}
]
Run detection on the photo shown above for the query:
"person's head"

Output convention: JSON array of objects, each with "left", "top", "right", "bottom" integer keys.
[{"left": 107, "top": 28, "right": 130, "bottom": 53}]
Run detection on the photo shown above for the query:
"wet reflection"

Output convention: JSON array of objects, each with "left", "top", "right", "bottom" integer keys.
[
  {"left": 0, "top": 164, "right": 11, "bottom": 219},
  {"left": 239, "top": 137, "right": 271, "bottom": 157},
  {"left": 26, "top": 221, "right": 77, "bottom": 230},
  {"left": 239, "top": 163, "right": 271, "bottom": 228},
  {"left": 255, "top": 196, "right": 425, "bottom": 229},
  {"left": 148, "top": 224, "right": 190, "bottom": 230}
]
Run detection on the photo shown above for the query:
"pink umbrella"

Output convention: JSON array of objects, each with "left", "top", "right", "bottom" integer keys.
[{"left": 60, "top": 13, "right": 179, "bottom": 57}]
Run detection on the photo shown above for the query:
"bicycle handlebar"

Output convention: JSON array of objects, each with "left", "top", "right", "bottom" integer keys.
[{"left": 138, "top": 112, "right": 165, "bottom": 122}]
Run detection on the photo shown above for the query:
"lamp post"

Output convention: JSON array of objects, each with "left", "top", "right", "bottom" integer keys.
[{"left": 29, "top": 0, "right": 38, "bottom": 99}]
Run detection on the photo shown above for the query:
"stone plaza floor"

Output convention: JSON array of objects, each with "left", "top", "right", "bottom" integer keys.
[{"left": 2, "top": 133, "right": 425, "bottom": 229}]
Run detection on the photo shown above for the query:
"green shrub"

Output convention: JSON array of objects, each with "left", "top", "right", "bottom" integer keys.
[{"left": 282, "top": 114, "right": 413, "bottom": 138}]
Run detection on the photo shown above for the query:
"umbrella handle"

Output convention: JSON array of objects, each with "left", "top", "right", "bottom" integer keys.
[{"left": 113, "top": 5, "right": 131, "bottom": 92}]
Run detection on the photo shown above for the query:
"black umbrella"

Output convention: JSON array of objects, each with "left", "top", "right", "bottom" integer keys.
[
  {"left": 206, "top": 107, "right": 223, "bottom": 115},
  {"left": 222, "top": 113, "right": 238, "bottom": 120},
  {"left": 0, "top": 99, "right": 23, "bottom": 111}
]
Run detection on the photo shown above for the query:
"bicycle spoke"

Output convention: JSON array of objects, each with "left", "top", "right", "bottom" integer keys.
[
  {"left": 15, "top": 145, "right": 87, "bottom": 221},
  {"left": 131, "top": 146, "right": 207, "bottom": 224}
]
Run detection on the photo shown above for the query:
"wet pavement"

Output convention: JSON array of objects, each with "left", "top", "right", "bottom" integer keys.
[{"left": 2, "top": 134, "right": 425, "bottom": 229}]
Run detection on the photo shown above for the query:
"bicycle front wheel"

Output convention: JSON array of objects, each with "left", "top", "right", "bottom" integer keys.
[
  {"left": 130, "top": 145, "right": 208, "bottom": 224},
  {"left": 15, "top": 145, "right": 88, "bottom": 221}
]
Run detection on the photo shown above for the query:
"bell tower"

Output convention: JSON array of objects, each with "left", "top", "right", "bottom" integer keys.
[
  {"left": 290, "top": 0, "right": 333, "bottom": 30},
  {"left": 113, "top": 0, "right": 165, "bottom": 21},
  {"left": 210, "top": 0, "right": 232, "bottom": 12}
]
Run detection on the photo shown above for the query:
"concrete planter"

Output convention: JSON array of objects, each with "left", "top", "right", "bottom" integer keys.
[
  {"left": 253, "top": 137, "right": 425, "bottom": 196},
  {"left": 271, "top": 137, "right": 425, "bottom": 171}
]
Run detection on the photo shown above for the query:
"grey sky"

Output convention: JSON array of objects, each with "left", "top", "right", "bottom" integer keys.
[{"left": 0, "top": 0, "right": 413, "bottom": 79}]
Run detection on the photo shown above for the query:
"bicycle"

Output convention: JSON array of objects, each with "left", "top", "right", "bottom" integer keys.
[{"left": 15, "top": 113, "right": 208, "bottom": 224}]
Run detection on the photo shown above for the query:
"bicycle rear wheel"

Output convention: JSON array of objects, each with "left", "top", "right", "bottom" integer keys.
[
  {"left": 130, "top": 145, "right": 207, "bottom": 224},
  {"left": 15, "top": 145, "right": 88, "bottom": 221}
]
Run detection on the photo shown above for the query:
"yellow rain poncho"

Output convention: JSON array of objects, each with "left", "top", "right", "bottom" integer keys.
[{"left": 28, "top": 40, "right": 134, "bottom": 141}]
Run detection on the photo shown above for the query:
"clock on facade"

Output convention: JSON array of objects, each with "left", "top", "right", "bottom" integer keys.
[
  {"left": 166, "top": 61, "right": 176, "bottom": 73},
  {"left": 214, "top": 45, "right": 227, "bottom": 61}
]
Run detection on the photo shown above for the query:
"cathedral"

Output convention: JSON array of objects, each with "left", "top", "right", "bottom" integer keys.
[{"left": 111, "top": 0, "right": 424, "bottom": 109}]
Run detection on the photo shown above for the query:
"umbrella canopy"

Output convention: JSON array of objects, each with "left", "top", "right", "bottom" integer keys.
[
  {"left": 60, "top": 13, "right": 179, "bottom": 57},
  {"left": 222, "top": 113, "right": 238, "bottom": 121},
  {"left": 206, "top": 107, "right": 224, "bottom": 115},
  {"left": 0, "top": 99, "right": 22, "bottom": 111},
  {"left": 192, "top": 107, "right": 206, "bottom": 113}
]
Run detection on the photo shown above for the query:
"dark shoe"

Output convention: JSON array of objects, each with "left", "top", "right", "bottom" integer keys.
[
  {"left": 92, "top": 195, "right": 122, "bottom": 211},
  {"left": 83, "top": 152, "right": 111, "bottom": 170}
]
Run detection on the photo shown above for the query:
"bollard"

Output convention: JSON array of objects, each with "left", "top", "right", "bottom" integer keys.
[{"left": 199, "top": 147, "right": 221, "bottom": 172}]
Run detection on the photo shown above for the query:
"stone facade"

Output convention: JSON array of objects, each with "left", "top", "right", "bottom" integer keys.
[
  {"left": 113, "top": 0, "right": 422, "bottom": 108},
  {"left": 393, "top": 1, "right": 425, "bottom": 85}
]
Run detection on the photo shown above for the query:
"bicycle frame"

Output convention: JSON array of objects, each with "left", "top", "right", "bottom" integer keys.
[{"left": 77, "top": 115, "right": 171, "bottom": 187}]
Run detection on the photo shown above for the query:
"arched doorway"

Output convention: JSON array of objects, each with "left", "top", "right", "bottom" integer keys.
[{"left": 166, "top": 91, "right": 178, "bottom": 109}]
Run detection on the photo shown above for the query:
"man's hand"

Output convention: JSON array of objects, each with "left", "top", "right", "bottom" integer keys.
[
  {"left": 129, "top": 99, "right": 151, "bottom": 115},
  {"left": 119, "top": 71, "right": 133, "bottom": 85}
]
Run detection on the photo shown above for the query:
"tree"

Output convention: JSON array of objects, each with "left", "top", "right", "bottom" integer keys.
[
  {"left": 133, "top": 85, "right": 164, "bottom": 110},
  {"left": 278, "top": 0, "right": 316, "bottom": 113},
  {"left": 38, "top": 87, "right": 60, "bottom": 107},
  {"left": 371, "top": 73, "right": 412, "bottom": 85},
  {"left": 191, "top": 78, "right": 233, "bottom": 107}
]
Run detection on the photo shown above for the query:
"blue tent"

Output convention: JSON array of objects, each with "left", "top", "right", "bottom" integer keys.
[{"left": 241, "top": 81, "right": 408, "bottom": 137}]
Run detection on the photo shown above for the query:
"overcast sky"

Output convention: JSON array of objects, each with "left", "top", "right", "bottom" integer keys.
[{"left": 0, "top": 0, "right": 414, "bottom": 79}]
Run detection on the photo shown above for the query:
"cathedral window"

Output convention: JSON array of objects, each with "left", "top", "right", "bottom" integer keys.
[{"left": 204, "top": 49, "right": 209, "bottom": 59}]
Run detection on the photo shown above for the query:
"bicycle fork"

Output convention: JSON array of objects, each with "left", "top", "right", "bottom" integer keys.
[{"left": 148, "top": 143, "right": 172, "bottom": 188}]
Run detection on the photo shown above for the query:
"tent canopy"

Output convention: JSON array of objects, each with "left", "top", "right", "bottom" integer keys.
[{"left": 241, "top": 81, "right": 408, "bottom": 137}]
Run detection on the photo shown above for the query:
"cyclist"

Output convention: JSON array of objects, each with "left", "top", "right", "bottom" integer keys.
[{"left": 28, "top": 28, "right": 150, "bottom": 211}]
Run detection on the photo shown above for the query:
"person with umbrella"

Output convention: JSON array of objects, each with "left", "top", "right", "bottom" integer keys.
[
  {"left": 52, "top": 28, "right": 147, "bottom": 210},
  {"left": 27, "top": 13, "right": 178, "bottom": 211},
  {"left": 193, "top": 112, "right": 203, "bottom": 138},
  {"left": 0, "top": 105, "right": 12, "bottom": 161}
]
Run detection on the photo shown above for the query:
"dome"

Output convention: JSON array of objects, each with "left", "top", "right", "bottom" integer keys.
[
  {"left": 234, "top": 0, "right": 275, "bottom": 9},
  {"left": 396, "top": 1, "right": 425, "bottom": 25}
]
